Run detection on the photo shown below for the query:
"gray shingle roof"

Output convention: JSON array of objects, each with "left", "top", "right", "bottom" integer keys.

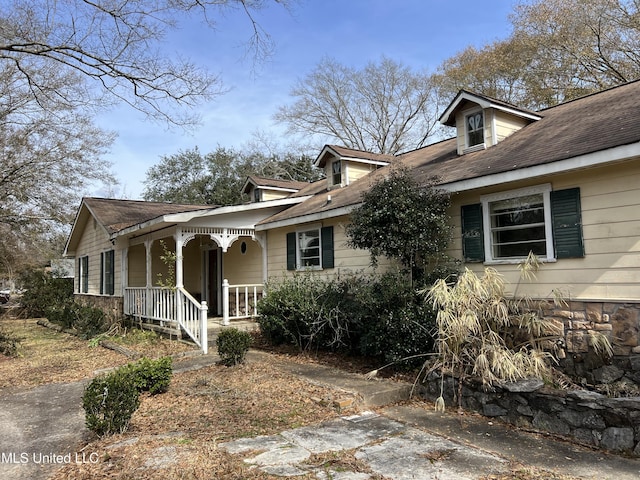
[
  {"left": 83, "top": 197, "right": 214, "bottom": 234},
  {"left": 259, "top": 80, "right": 640, "bottom": 227}
]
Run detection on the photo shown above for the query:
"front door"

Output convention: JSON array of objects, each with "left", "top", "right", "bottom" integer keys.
[{"left": 206, "top": 249, "right": 222, "bottom": 316}]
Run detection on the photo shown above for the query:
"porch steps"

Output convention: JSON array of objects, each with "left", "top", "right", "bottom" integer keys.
[{"left": 206, "top": 318, "right": 259, "bottom": 347}]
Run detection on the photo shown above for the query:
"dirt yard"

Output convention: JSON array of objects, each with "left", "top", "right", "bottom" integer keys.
[{"left": 0, "top": 317, "right": 579, "bottom": 480}]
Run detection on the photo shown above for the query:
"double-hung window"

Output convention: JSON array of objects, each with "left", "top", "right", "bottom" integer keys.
[
  {"left": 461, "top": 185, "right": 584, "bottom": 263},
  {"left": 331, "top": 161, "right": 342, "bottom": 187},
  {"left": 100, "top": 250, "right": 115, "bottom": 295},
  {"left": 286, "top": 226, "right": 334, "bottom": 271},
  {"left": 79, "top": 256, "right": 89, "bottom": 293},
  {"left": 297, "top": 229, "right": 321, "bottom": 268},
  {"left": 483, "top": 185, "right": 552, "bottom": 261},
  {"left": 466, "top": 111, "right": 484, "bottom": 148}
]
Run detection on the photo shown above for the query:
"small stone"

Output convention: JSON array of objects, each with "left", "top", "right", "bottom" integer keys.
[
  {"left": 593, "top": 365, "right": 624, "bottom": 384},
  {"left": 600, "top": 427, "right": 635, "bottom": 452},
  {"left": 483, "top": 404, "right": 508, "bottom": 417},
  {"left": 333, "top": 398, "right": 354, "bottom": 412},
  {"left": 500, "top": 378, "right": 544, "bottom": 393}
]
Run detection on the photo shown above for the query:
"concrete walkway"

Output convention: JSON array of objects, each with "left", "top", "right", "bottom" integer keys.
[{"left": 1, "top": 348, "right": 640, "bottom": 479}]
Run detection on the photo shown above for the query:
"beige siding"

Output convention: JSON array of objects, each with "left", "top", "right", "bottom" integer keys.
[
  {"left": 262, "top": 190, "right": 290, "bottom": 201},
  {"left": 75, "top": 218, "right": 121, "bottom": 296},
  {"left": 265, "top": 215, "right": 395, "bottom": 282},
  {"left": 493, "top": 110, "right": 528, "bottom": 143},
  {"left": 448, "top": 159, "right": 640, "bottom": 302},
  {"left": 223, "top": 237, "right": 263, "bottom": 285},
  {"left": 127, "top": 244, "right": 146, "bottom": 287},
  {"left": 183, "top": 240, "right": 202, "bottom": 294},
  {"left": 346, "top": 161, "right": 375, "bottom": 184}
]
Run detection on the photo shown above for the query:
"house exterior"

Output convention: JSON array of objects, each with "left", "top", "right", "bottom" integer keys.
[{"left": 65, "top": 80, "right": 640, "bottom": 356}]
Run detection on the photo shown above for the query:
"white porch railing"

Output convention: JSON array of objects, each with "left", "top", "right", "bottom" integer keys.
[
  {"left": 124, "top": 287, "right": 208, "bottom": 353},
  {"left": 222, "top": 280, "right": 264, "bottom": 326}
]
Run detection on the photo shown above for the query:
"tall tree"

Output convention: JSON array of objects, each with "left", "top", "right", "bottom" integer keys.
[
  {"left": 143, "top": 145, "right": 322, "bottom": 205},
  {"left": 0, "top": 0, "right": 287, "bottom": 273},
  {"left": 1, "top": 0, "right": 285, "bottom": 126},
  {"left": 434, "top": 0, "right": 640, "bottom": 110},
  {"left": 275, "top": 56, "right": 440, "bottom": 155},
  {"left": 345, "top": 168, "right": 451, "bottom": 286}
]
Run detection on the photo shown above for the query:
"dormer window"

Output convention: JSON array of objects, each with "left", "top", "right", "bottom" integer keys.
[
  {"left": 466, "top": 111, "right": 484, "bottom": 148},
  {"left": 331, "top": 161, "right": 342, "bottom": 186},
  {"left": 253, "top": 188, "right": 261, "bottom": 203}
]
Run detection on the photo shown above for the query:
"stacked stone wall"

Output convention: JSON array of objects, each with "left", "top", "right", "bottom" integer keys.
[
  {"left": 75, "top": 294, "right": 124, "bottom": 326},
  {"left": 543, "top": 301, "right": 640, "bottom": 385},
  {"left": 420, "top": 300, "right": 640, "bottom": 456},
  {"left": 421, "top": 375, "right": 640, "bottom": 455}
]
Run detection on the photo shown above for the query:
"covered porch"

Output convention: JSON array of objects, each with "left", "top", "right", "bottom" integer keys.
[{"left": 121, "top": 226, "right": 266, "bottom": 353}]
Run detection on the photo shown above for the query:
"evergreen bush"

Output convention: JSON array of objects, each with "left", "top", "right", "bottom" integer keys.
[
  {"left": 217, "top": 327, "right": 253, "bottom": 366},
  {"left": 257, "top": 271, "right": 438, "bottom": 367},
  {"left": 119, "top": 356, "right": 173, "bottom": 394},
  {"left": 257, "top": 273, "right": 359, "bottom": 352},
  {"left": 82, "top": 369, "right": 140, "bottom": 437},
  {"left": 0, "top": 328, "right": 19, "bottom": 357}
]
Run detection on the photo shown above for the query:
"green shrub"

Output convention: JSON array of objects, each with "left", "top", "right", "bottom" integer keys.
[
  {"left": 19, "top": 267, "right": 109, "bottom": 338},
  {"left": 354, "top": 272, "right": 437, "bottom": 368},
  {"left": 217, "top": 328, "right": 253, "bottom": 366},
  {"left": 73, "top": 306, "right": 107, "bottom": 338},
  {"left": 257, "top": 273, "right": 359, "bottom": 352},
  {"left": 83, "top": 369, "right": 140, "bottom": 437},
  {"left": 257, "top": 271, "right": 439, "bottom": 368},
  {"left": 0, "top": 328, "right": 19, "bottom": 357},
  {"left": 119, "top": 356, "right": 173, "bottom": 394},
  {"left": 19, "top": 268, "right": 74, "bottom": 318}
]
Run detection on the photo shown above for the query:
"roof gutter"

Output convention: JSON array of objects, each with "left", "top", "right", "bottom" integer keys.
[
  {"left": 114, "top": 196, "right": 312, "bottom": 238},
  {"left": 255, "top": 204, "right": 357, "bottom": 231},
  {"left": 438, "top": 141, "right": 640, "bottom": 193}
]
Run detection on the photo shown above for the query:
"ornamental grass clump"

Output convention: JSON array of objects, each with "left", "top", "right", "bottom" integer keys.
[{"left": 427, "top": 254, "right": 565, "bottom": 410}]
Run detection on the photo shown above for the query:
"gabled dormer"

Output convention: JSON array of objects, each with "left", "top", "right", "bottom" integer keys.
[
  {"left": 439, "top": 91, "right": 542, "bottom": 156},
  {"left": 314, "top": 145, "right": 394, "bottom": 189},
  {"left": 242, "top": 176, "right": 308, "bottom": 203}
]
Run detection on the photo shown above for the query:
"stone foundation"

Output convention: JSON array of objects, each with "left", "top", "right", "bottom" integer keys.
[
  {"left": 543, "top": 301, "right": 640, "bottom": 385},
  {"left": 421, "top": 374, "right": 640, "bottom": 456},
  {"left": 74, "top": 294, "right": 124, "bottom": 326}
]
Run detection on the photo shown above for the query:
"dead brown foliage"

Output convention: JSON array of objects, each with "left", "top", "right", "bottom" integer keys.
[{"left": 51, "top": 357, "right": 346, "bottom": 479}]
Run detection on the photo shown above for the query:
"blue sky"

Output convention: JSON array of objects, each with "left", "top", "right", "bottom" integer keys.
[{"left": 98, "top": 0, "right": 516, "bottom": 199}]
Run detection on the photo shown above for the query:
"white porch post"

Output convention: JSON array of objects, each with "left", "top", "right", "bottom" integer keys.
[
  {"left": 175, "top": 229, "right": 184, "bottom": 330},
  {"left": 145, "top": 239, "right": 153, "bottom": 318},
  {"left": 200, "top": 300, "right": 208, "bottom": 354},
  {"left": 222, "top": 279, "right": 230, "bottom": 326},
  {"left": 121, "top": 246, "right": 129, "bottom": 313},
  {"left": 175, "top": 227, "right": 184, "bottom": 289}
]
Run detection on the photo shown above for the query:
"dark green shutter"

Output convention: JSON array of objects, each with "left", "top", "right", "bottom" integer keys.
[
  {"left": 461, "top": 203, "right": 485, "bottom": 262},
  {"left": 106, "top": 250, "right": 115, "bottom": 295},
  {"left": 286, "top": 232, "right": 296, "bottom": 270},
  {"left": 551, "top": 188, "right": 584, "bottom": 258},
  {"left": 321, "top": 226, "right": 334, "bottom": 269}
]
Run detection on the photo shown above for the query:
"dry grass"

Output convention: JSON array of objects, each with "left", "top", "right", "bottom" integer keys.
[
  {"left": 51, "top": 358, "right": 346, "bottom": 480},
  {"left": 0, "top": 318, "right": 196, "bottom": 389},
  {"left": 0, "top": 318, "right": 129, "bottom": 388},
  {"left": 1, "top": 318, "right": 583, "bottom": 480},
  {"left": 481, "top": 463, "right": 581, "bottom": 480}
]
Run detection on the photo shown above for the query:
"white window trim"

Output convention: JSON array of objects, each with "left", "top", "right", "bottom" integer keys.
[
  {"left": 79, "top": 255, "right": 89, "bottom": 293},
  {"left": 295, "top": 224, "right": 323, "bottom": 270},
  {"left": 101, "top": 249, "right": 115, "bottom": 296},
  {"left": 480, "top": 184, "right": 555, "bottom": 264}
]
